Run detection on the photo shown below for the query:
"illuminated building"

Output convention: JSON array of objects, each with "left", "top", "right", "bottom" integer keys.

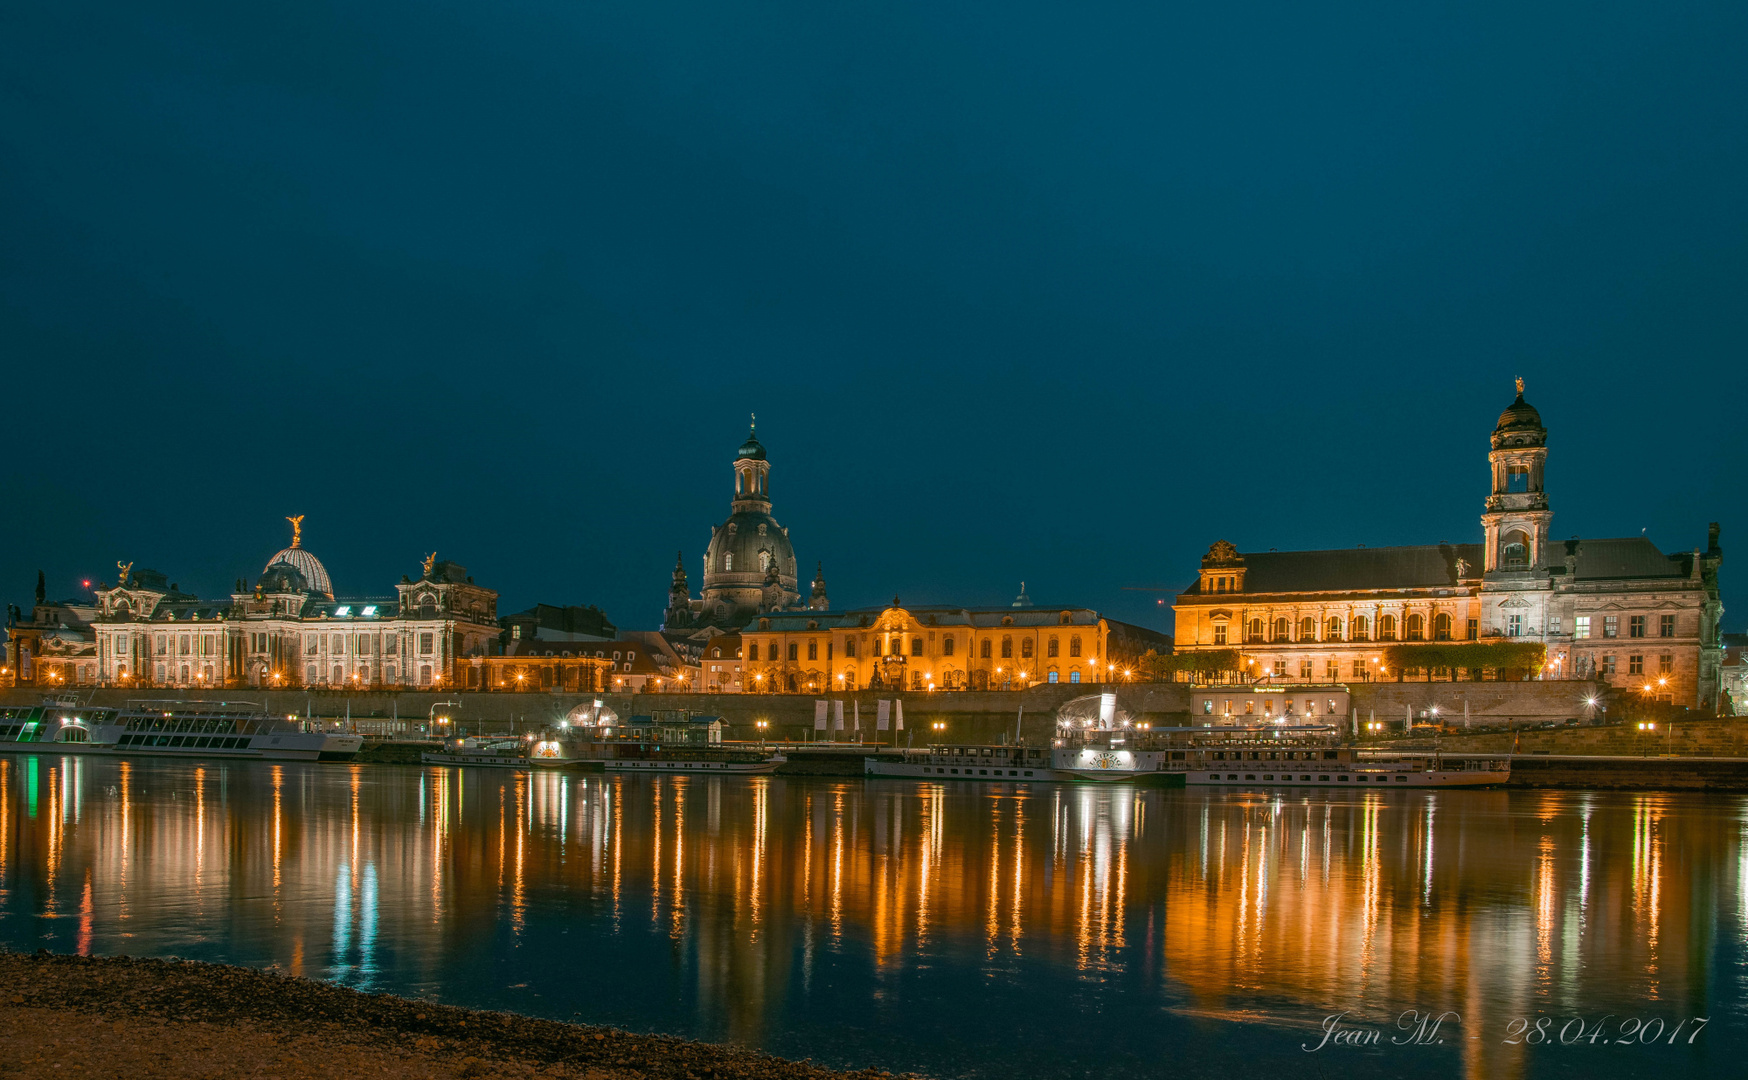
[{"left": 1173, "top": 383, "right": 1725, "bottom": 708}]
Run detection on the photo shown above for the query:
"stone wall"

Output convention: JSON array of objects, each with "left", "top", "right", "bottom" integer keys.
[
  {"left": 1348, "top": 679, "right": 1606, "bottom": 726},
  {"left": 0, "top": 683, "right": 1192, "bottom": 744},
  {"left": 1369, "top": 715, "right": 1748, "bottom": 757}
]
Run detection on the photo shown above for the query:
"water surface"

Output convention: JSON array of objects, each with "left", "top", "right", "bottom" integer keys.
[{"left": 1, "top": 754, "right": 1744, "bottom": 1078}]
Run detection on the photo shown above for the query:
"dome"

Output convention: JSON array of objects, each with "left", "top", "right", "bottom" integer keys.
[
  {"left": 736, "top": 432, "right": 767, "bottom": 461},
  {"left": 263, "top": 547, "right": 332, "bottom": 598},
  {"left": 1495, "top": 393, "right": 1543, "bottom": 433},
  {"left": 257, "top": 561, "right": 311, "bottom": 594},
  {"left": 705, "top": 511, "right": 797, "bottom": 583}
]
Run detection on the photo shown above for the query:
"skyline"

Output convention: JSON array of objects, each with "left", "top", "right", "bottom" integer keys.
[{"left": 4, "top": 3, "right": 1743, "bottom": 631}]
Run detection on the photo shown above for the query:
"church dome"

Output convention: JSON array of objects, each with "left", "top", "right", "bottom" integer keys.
[
  {"left": 736, "top": 432, "right": 767, "bottom": 461},
  {"left": 705, "top": 511, "right": 796, "bottom": 585},
  {"left": 1495, "top": 392, "right": 1543, "bottom": 434},
  {"left": 263, "top": 547, "right": 332, "bottom": 598}
]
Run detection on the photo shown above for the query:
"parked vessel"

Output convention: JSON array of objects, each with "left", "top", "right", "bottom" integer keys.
[
  {"left": 1180, "top": 741, "right": 1509, "bottom": 787},
  {"left": 0, "top": 700, "right": 363, "bottom": 761}
]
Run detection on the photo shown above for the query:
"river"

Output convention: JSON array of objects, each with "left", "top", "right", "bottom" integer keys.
[{"left": 0, "top": 754, "right": 1743, "bottom": 1078}]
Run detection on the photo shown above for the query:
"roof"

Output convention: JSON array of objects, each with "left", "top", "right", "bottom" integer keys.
[
  {"left": 1186, "top": 544, "right": 1482, "bottom": 595},
  {"left": 264, "top": 546, "right": 333, "bottom": 598},
  {"left": 738, "top": 604, "right": 1105, "bottom": 632},
  {"left": 1562, "top": 537, "right": 1688, "bottom": 581}
]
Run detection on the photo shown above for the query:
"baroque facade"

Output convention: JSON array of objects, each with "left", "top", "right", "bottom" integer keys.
[
  {"left": 79, "top": 520, "right": 502, "bottom": 690},
  {"left": 1173, "top": 385, "right": 1726, "bottom": 709}
]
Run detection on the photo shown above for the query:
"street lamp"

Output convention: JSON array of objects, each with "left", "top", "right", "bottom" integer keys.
[{"left": 755, "top": 719, "right": 768, "bottom": 749}]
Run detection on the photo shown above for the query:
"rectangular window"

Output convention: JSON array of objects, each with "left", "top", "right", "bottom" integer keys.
[
  {"left": 1603, "top": 615, "right": 1618, "bottom": 638},
  {"left": 419, "top": 633, "right": 434, "bottom": 656},
  {"left": 1628, "top": 654, "right": 1644, "bottom": 675},
  {"left": 748, "top": 643, "right": 759, "bottom": 661},
  {"left": 1466, "top": 618, "right": 1478, "bottom": 641},
  {"left": 942, "top": 636, "right": 953, "bottom": 656},
  {"left": 156, "top": 633, "right": 167, "bottom": 655},
  {"left": 911, "top": 637, "right": 924, "bottom": 656},
  {"left": 179, "top": 635, "right": 192, "bottom": 655},
  {"left": 1629, "top": 615, "right": 1646, "bottom": 638},
  {"left": 1574, "top": 616, "right": 1591, "bottom": 639},
  {"left": 1660, "top": 614, "right": 1676, "bottom": 638},
  {"left": 1508, "top": 614, "right": 1522, "bottom": 637},
  {"left": 843, "top": 638, "right": 855, "bottom": 658},
  {"left": 1202, "top": 699, "right": 1213, "bottom": 714},
  {"left": 1273, "top": 660, "right": 1287, "bottom": 677},
  {"left": 385, "top": 637, "right": 396, "bottom": 655},
  {"left": 981, "top": 639, "right": 991, "bottom": 659},
  {"left": 1549, "top": 617, "right": 1561, "bottom": 635},
  {"left": 1213, "top": 624, "right": 1228, "bottom": 645},
  {"left": 787, "top": 643, "right": 798, "bottom": 661},
  {"left": 332, "top": 633, "right": 346, "bottom": 653},
  {"left": 807, "top": 641, "right": 817, "bottom": 661},
  {"left": 1602, "top": 655, "right": 1616, "bottom": 675},
  {"left": 1299, "top": 659, "right": 1313, "bottom": 680},
  {"left": 1324, "top": 659, "right": 1339, "bottom": 680},
  {"left": 1659, "top": 653, "right": 1673, "bottom": 675},
  {"left": 1353, "top": 660, "right": 1367, "bottom": 678}
]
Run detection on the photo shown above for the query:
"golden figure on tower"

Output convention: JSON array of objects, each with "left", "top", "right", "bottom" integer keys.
[
  {"left": 1516, "top": 376, "right": 1525, "bottom": 395},
  {"left": 286, "top": 515, "right": 305, "bottom": 548},
  {"left": 423, "top": 552, "right": 437, "bottom": 577},
  {"left": 116, "top": 561, "right": 133, "bottom": 587}
]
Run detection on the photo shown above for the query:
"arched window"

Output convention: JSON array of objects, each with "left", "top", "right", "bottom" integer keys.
[
  {"left": 1069, "top": 670, "right": 1081, "bottom": 684},
  {"left": 911, "top": 637, "right": 924, "bottom": 656},
  {"left": 1406, "top": 613, "right": 1425, "bottom": 641},
  {"left": 980, "top": 638, "right": 992, "bottom": 659},
  {"left": 1433, "top": 612, "right": 1452, "bottom": 641},
  {"left": 1047, "top": 637, "right": 1060, "bottom": 657},
  {"left": 1352, "top": 615, "right": 1369, "bottom": 641},
  {"left": 1069, "top": 636, "right": 1081, "bottom": 657},
  {"left": 1246, "top": 619, "right": 1263, "bottom": 643},
  {"left": 1020, "top": 638, "right": 1034, "bottom": 658},
  {"left": 748, "top": 643, "right": 760, "bottom": 661},
  {"left": 712, "top": 648, "right": 722, "bottom": 659},
  {"left": 942, "top": 636, "right": 955, "bottom": 656},
  {"left": 1272, "top": 617, "right": 1289, "bottom": 641},
  {"left": 1501, "top": 530, "right": 1530, "bottom": 570},
  {"left": 1379, "top": 614, "right": 1397, "bottom": 641},
  {"left": 724, "top": 552, "right": 734, "bottom": 571},
  {"left": 759, "top": 550, "right": 772, "bottom": 572},
  {"left": 1299, "top": 617, "right": 1316, "bottom": 641},
  {"left": 1001, "top": 636, "right": 1013, "bottom": 658},
  {"left": 1326, "top": 617, "right": 1342, "bottom": 641}
]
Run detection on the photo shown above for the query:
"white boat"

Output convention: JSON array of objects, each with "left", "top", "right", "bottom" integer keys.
[
  {"left": 421, "top": 737, "right": 541, "bottom": 769},
  {"left": 602, "top": 753, "right": 783, "bottom": 775},
  {"left": 0, "top": 701, "right": 363, "bottom": 762}
]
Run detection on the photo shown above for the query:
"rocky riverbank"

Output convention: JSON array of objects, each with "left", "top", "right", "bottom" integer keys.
[{"left": 0, "top": 951, "right": 911, "bottom": 1080}]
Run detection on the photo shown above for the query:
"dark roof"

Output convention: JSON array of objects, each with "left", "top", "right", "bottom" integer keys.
[
  {"left": 1188, "top": 544, "right": 1482, "bottom": 595},
  {"left": 1563, "top": 537, "right": 1687, "bottom": 581},
  {"left": 1495, "top": 393, "right": 1544, "bottom": 433},
  {"left": 736, "top": 431, "right": 767, "bottom": 461}
]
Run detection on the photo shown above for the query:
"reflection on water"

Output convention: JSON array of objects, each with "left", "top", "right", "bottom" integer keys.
[{"left": 1, "top": 755, "right": 1745, "bottom": 1079}]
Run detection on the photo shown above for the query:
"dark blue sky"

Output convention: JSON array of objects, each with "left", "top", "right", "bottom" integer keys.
[{"left": 4, "top": 2, "right": 1744, "bottom": 631}]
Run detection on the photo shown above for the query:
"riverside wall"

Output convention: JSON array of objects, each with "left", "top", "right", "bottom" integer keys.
[{"left": 1348, "top": 679, "right": 1607, "bottom": 726}]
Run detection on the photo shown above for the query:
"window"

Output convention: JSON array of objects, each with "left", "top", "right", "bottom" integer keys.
[
  {"left": 1246, "top": 618, "right": 1263, "bottom": 643},
  {"left": 844, "top": 638, "right": 857, "bottom": 658},
  {"left": 1020, "top": 638, "right": 1033, "bottom": 658},
  {"left": 1630, "top": 615, "right": 1646, "bottom": 638},
  {"left": 385, "top": 637, "right": 397, "bottom": 655},
  {"left": 980, "top": 638, "right": 991, "bottom": 658},
  {"left": 1299, "top": 617, "right": 1316, "bottom": 641},
  {"left": 787, "top": 643, "right": 798, "bottom": 661},
  {"left": 1047, "top": 637, "right": 1060, "bottom": 657},
  {"left": 1507, "top": 614, "right": 1522, "bottom": 637},
  {"left": 1378, "top": 615, "right": 1396, "bottom": 641},
  {"left": 304, "top": 664, "right": 315, "bottom": 683},
  {"left": 512, "top": 625, "right": 522, "bottom": 640},
  {"left": 305, "top": 634, "right": 318, "bottom": 652},
  {"left": 1069, "top": 670, "right": 1080, "bottom": 683},
  {"left": 419, "top": 633, "right": 434, "bottom": 655},
  {"left": 1660, "top": 614, "right": 1676, "bottom": 638},
  {"left": 712, "top": 648, "right": 721, "bottom": 659},
  {"left": 1351, "top": 616, "right": 1368, "bottom": 642},
  {"left": 385, "top": 664, "right": 396, "bottom": 683},
  {"left": 1048, "top": 671, "right": 1058, "bottom": 683},
  {"left": 1325, "top": 659, "right": 1339, "bottom": 680},
  {"left": 356, "top": 635, "right": 371, "bottom": 654},
  {"left": 179, "top": 635, "right": 192, "bottom": 655},
  {"left": 332, "top": 633, "right": 346, "bottom": 653},
  {"left": 1069, "top": 636, "right": 1081, "bottom": 657},
  {"left": 1466, "top": 618, "right": 1479, "bottom": 641},
  {"left": 1549, "top": 617, "right": 1562, "bottom": 635},
  {"left": 1213, "top": 624, "right": 1228, "bottom": 645},
  {"left": 1506, "top": 465, "right": 1530, "bottom": 493},
  {"left": 1501, "top": 530, "right": 1530, "bottom": 570},
  {"left": 1203, "top": 699, "right": 1213, "bottom": 714},
  {"left": 419, "top": 665, "right": 432, "bottom": 686},
  {"left": 1406, "top": 614, "right": 1424, "bottom": 641},
  {"left": 1326, "top": 617, "right": 1342, "bottom": 641},
  {"left": 748, "top": 643, "right": 759, "bottom": 661},
  {"left": 1001, "top": 637, "right": 1013, "bottom": 658},
  {"left": 1433, "top": 613, "right": 1452, "bottom": 641},
  {"left": 1603, "top": 615, "right": 1619, "bottom": 638},
  {"left": 1628, "top": 655, "right": 1644, "bottom": 675},
  {"left": 724, "top": 553, "right": 733, "bottom": 571},
  {"left": 1299, "top": 659, "right": 1312, "bottom": 680},
  {"left": 912, "top": 637, "right": 925, "bottom": 657},
  {"left": 1574, "top": 616, "right": 1591, "bottom": 639},
  {"left": 155, "top": 633, "right": 168, "bottom": 655},
  {"left": 807, "top": 641, "right": 818, "bottom": 661},
  {"left": 332, "top": 665, "right": 343, "bottom": 684},
  {"left": 1601, "top": 655, "right": 1616, "bottom": 675},
  {"left": 1352, "top": 659, "right": 1367, "bottom": 679},
  {"left": 759, "top": 550, "right": 771, "bottom": 572},
  {"left": 1273, "top": 617, "right": 1289, "bottom": 641},
  {"left": 1659, "top": 654, "right": 1673, "bottom": 675},
  {"left": 942, "top": 636, "right": 954, "bottom": 656}
]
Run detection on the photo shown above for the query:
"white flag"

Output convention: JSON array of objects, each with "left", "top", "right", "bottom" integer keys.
[
  {"left": 849, "top": 700, "right": 857, "bottom": 731},
  {"left": 814, "top": 699, "right": 827, "bottom": 731},
  {"left": 877, "top": 699, "right": 890, "bottom": 730},
  {"left": 895, "top": 699, "right": 904, "bottom": 730},
  {"left": 834, "top": 700, "right": 844, "bottom": 728}
]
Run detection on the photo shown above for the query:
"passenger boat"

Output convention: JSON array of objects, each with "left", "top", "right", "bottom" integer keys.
[
  {"left": 864, "top": 740, "right": 1183, "bottom": 785},
  {"left": 599, "top": 747, "right": 784, "bottom": 775},
  {"left": 1181, "top": 744, "right": 1509, "bottom": 788},
  {"left": 420, "top": 737, "right": 541, "bottom": 769},
  {"left": 0, "top": 700, "right": 363, "bottom": 762}
]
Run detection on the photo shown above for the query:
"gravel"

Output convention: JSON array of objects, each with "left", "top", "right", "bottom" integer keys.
[{"left": 0, "top": 951, "right": 915, "bottom": 1080}]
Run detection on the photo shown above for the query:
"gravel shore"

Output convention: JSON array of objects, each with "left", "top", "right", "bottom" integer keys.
[{"left": 0, "top": 951, "right": 909, "bottom": 1080}]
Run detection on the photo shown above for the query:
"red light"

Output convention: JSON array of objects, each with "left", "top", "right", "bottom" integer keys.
[{"left": 82, "top": 580, "right": 90, "bottom": 588}]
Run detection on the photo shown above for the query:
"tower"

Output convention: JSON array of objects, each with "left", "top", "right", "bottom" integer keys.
[
  {"left": 665, "top": 552, "right": 693, "bottom": 629},
  {"left": 1481, "top": 378, "right": 1553, "bottom": 573},
  {"left": 809, "top": 562, "right": 829, "bottom": 610},
  {"left": 699, "top": 423, "right": 800, "bottom": 625}
]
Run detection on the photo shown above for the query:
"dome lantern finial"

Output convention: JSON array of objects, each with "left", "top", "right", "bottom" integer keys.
[
  {"left": 1516, "top": 376, "right": 1524, "bottom": 397},
  {"left": 286, "top": 514, "right": 304, "bottom": 549}
]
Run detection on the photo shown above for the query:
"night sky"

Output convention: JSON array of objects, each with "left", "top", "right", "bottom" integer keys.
[{"left": 4, "top": 3, "right": 1744, "bottom": 631}]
